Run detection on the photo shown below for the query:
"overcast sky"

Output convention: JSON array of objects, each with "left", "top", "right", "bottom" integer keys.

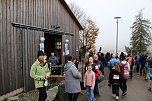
[{"left": 65, "top": 0, "right": 152, "bottom": 53}]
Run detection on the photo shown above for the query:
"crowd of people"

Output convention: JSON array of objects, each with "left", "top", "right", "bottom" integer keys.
[
  {"left": 29, "top": 49, "right": 152, "bottom": 101},
  {"left": 83, "top": 48, "right": 152, "bottom": 100}
]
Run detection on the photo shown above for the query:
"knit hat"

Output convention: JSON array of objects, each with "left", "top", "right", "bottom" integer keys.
[{"left": 37, "top": 50, "right": 44, "bottom": 57}]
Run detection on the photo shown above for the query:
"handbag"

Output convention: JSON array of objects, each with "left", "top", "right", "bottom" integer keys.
[{"left": 97, "top": 72, "right": 104, "bottom": 82}]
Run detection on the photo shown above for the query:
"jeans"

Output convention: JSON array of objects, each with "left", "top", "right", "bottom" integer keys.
[
  {"left": 86, "top": 86, "right": 95, "bottom": 101},
  {"left": 37, "top": 87, "right": 47, "bottom": 101}
]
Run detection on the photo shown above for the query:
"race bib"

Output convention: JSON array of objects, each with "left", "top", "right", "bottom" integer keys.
[{"left": 113, "top": 75, "right": 119, "bottom": 79}]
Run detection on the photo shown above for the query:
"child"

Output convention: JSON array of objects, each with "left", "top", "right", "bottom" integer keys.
[
  {"left": 84, "top": 65, "right": 96, "bottom": 101},
  {"left": 111, "top": 62, "right": 122, "bottom": 100}
]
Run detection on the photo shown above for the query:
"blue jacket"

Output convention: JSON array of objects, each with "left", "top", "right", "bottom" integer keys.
[
  {"left": 135, "top": 55, "right": 140, "bottom": 64},
  {"left": 108, "top": 58, "right": 120, "bottom": 69},
  {"left": 148, "top": 68, "right": 152, "bottom": 77}
]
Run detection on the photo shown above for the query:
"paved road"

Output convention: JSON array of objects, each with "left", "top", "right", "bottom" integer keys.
[{"left": 78, "top": 67, "right": 152, "bottom": 101}]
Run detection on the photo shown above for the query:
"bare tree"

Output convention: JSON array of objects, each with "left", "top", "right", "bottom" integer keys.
[{"left": 68, "top": 2, "right": 100, "bottom": 50}]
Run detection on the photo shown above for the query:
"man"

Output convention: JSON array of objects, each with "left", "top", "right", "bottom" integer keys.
[
  {"left": 93, "top": 54, "right": 103, "bottom": 97},
  {"left": 48, "top": 52, "right": 58, "bottom": 66},
  {"left": 135, "top": 52, "right": 141, "bottom": 74}
]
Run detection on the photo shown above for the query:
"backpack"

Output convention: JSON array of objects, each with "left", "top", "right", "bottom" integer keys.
[{"left": 121, "top": 62, "right": 130, "bottom": 79}]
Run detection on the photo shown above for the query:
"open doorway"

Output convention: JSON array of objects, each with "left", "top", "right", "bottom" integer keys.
[{"left": 44, "top": 33, "right": 62, "bottom": 64}]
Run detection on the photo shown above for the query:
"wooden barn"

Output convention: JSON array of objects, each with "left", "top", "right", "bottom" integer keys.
[{"left": 0, "top": 0, "right": 83, "bottom": 100}]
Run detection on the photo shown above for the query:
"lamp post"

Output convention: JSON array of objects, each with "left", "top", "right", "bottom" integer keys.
[{"left": 114, "top": 17, "right": 121, "bottom": 54}]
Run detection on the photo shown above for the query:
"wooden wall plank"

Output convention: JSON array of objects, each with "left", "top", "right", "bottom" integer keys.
[
  {"left": 14, "top": 0, "right": 18, "bottom": 90},
  {"left": 2, "top": 0, "right": 10, "bottom": 94},
  {"left": 11, "top": 0, "right": 16, "bottom": 92},
  {"left": 6, "top": 0, "right": 12, "bottom": 92},
  {"left": 0, "top": 0, "right": 4, "bottom": 95}
]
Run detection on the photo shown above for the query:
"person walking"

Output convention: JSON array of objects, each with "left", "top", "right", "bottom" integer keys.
[
  {"left": 120, "top": 55, "right": 130, "bottom": 96},
  {"left": 111, "top": 62, "right": 122, "bottom": 100},
  {"left": 30, "top": 50, "right": 50, "bottom": 101},
  {"left": 108, "top": 54, "right": 120, "bottom": 87},
  {"left": 64, "top": 55, "right": 81, "bottom": 101},
  {"left": 126, "top": 54, "right": 134, "bottom": 79},
  {"left": 84, "top": 65, "right": 96, "bottom": 101}
]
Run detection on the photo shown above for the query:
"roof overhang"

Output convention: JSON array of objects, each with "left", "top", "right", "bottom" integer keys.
[{"left": 11, "top": 22, "right": 74, "bottom": 36}]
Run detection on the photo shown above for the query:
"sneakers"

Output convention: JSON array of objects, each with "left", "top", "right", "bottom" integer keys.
[
  {"left": 122, "top": 92, "right": 127, "bottom": 96},
  {"left": 115, "top": 96, "right": 119, "bottom": 100}
]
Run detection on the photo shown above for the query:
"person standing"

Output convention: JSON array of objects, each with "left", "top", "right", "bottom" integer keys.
[
  {"left": 72, "top": 56, "right": 79, "bottom": 69},
  {"left": 48, "top": 52, "right": 58, "bottom": 66},
  {"left": 93, "top": 54, "right": 101, "bottom": 97},
  {"left": 84, "top": 65, "right": 96, "bottom": 101},
  {"left": 85, "top": 56, "right": 94, "bottom": 72},
  {"left": 64, "top": 55, "right": 81, "bottom": 101},
  {"left": 135, "top": 52, "right": 141, "bottom": 74},
  {"left": 30, "top": 50, "right": 50, "bottom": 101},
  {"left": 84, "top": 48, "right": 91, "bottom": 67}
]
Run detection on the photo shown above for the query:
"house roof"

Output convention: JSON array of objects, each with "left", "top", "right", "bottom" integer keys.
[{"left": 59, "top": 0, "right": 84, "bottom": 30}]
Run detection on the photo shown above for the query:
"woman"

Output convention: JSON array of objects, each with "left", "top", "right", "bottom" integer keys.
[
  {"left": 111, "top": 62, "right": 122, "bottom": 100},
  {"left": 120, "top": 55, "right": 130, "bottom": 96},
  {"left": 72, "top": 56, "right": 79, "bottom": 69},
  {"left": 30, "top": 50, "right": 50, "bottom": 101},
  {"left": 64, "top": 55, "right": 81, "bottom": 101},
  {"left": 85, "top": 56, "right": 94, "bottom": 72}
]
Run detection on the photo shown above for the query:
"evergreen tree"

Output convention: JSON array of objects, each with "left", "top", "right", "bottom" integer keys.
[{"left": 130, "top": 10, "right": 152, "bottom": 52}]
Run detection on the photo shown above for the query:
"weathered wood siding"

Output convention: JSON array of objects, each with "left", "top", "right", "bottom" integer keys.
[{"left": 0, "top": 0, "right": 81, "bottom": 96}]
